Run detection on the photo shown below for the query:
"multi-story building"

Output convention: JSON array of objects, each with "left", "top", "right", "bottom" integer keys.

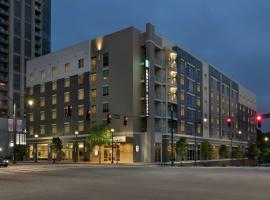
[
  {"left": 26, "top": 23, "right": 256, "bottom": 163},
  {"left": 0, "top": 0, "right": 51, "bottom": 157}
]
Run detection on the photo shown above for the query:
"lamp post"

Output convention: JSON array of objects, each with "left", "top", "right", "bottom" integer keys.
[
  {"left": 170, "top": 105, "right": 174, "bottom": 166},
  {"left": 74, "top": 131, "right": 78, "bottom": 162},
  {"left": 34, "top": 134, "right": 38, "bottom": 163},
  {"left": 111, "top": 128, "right": 114, "bottom": 164},
  {"left": 0, "top": 147, "right": 2, "bottom": 158},
  {"left": 265, "top": 137, "right": 269, "bottom": 142}
]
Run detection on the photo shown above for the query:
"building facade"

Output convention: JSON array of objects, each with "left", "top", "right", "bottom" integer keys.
[
  {"left": 26, "top": 23, "right": 256, "bottom": 163},
  {"left": 0, "top": 0, "right": 51, "bottom": 157}
]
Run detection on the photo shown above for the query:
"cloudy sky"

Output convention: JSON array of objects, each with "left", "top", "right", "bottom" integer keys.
[{"left": 51, "top": 0, "right": 270, "bottom": 131}]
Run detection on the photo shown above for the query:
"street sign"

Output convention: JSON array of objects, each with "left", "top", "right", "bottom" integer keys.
[{"left": 112, "top": 114, "right": 120, "bottom": 119}]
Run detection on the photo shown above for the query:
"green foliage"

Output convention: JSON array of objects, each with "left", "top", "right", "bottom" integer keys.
[
  {"left": 233, "top": 145, "right": 244, "bottom": 160},
  {"left": 51, "top": 137, "right": 62, "bottom": 151},
  {"left": 247, "top": 144, "right": 260, "bottom": 159},
  {"left": 219, "top": 145, "right": 229, "bottom": 159},
  {"left": 176, "top": 137, "right": 188, "bottom": 162},
  {"left": 15, "top": 145, "right": 27, "bottom": 160},
  {"left": 201, "top": 140, "right": 213, "bottom": 160}
]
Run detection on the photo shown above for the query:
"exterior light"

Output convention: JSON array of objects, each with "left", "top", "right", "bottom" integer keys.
[
  {"left": 75, "top": 131, "right": 79, "bottom": 135},
  {"left": 238, "top": 130, "right": 242, "bottom": 134},
  {"left": 96, "top": 37, "right": 103, "bottom": 51},
  {"left": 10, "top": 142, "right": 14, "bottom": 147},
  {"left": 0, "top": 147, "right": 2, "bottom": 151},
  {"left": 34, "top": 134, "right": 39, "bottom": 138},
  {"left": 28, "top": 99, "right": 34, "bottom": 106},
  {"left": 111, "top": 128, "right": 114, "bottom": 133},
  {"left": 203, "top": 117, "right": 208, "bottom": 123},
  {"left": 265, "top": 137, "right": 269, "bottom": 142}
]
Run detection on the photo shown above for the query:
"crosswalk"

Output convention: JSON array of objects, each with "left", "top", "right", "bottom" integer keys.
[{"left": 0, "top": 165, "right": 65, "bottom": 175}]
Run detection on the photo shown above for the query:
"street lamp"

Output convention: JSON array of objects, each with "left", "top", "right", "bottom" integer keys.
[
  {"left": 111, "top": 128, "right": 114, "bottom": 164},
  {"left": 28, "top": 99, "right": 34, "bottom": 107},
  {"left": 74, "top": 131, "right": 79, "bottom": 162},
  {"left": 265, "top": 137, "right": 269, "bottom": 142},
  {"left": 34, "top": 134, "right": 38, "bottom": 163},
  {"left": 238, "top": 130, "right": 242, "bottom": 135}
]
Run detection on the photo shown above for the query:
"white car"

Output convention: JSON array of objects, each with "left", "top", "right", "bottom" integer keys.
[{"left": 0, "top": 159, "right": 9, "bottom": 167}]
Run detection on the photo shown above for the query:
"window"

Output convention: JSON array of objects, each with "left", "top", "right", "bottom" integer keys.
[
  {"left": 180, "top": 121, "right": 185, "bottom": 132},
  {"left": 29, "top": 73, "right": 35, "bottom": 81},
  {"left": 102, "top": 102, "right": 109, "bottom": 113},
  {"left": 14, "top": 18, "right": 21, "bottom": 36},
  {"left": 13, "top": 74, "right": 20, "bottom": 90},
  {"left": 64, "top": 92, "right": 70, "bottom": 103},
  {"left": 40, "top": 70, "right": 45, "bottom": 80},
  {"left": 91, "top": 74, "right": 96, "bottom": 85},
  {"left": 40, "top": 84, "right": 45, "bottom": 93},
  {"left": 13, "top": 55, "right": 20, "bottom": 72},
  {"left": 91, "top": 57, "right": 97, "bottom": 72},
  {"left": 14, "top": 37, "right": 20, "bottom": 54},
  {"left": 91, "top": 105, "right": 96, "bottom": 118},
  {"left": 52, "top": 124, "right": 57, "bottom": 135},
  {"left": 180, "top": 91, "right": 185, "bottom": 101},
  {"left": 25, "top": 22, "right": 31, "bottom": 40},
  {"left": 14, "top": 0, "right": 21, "bottom": 17},
  {"left": 102, "top": 86, "right": 109, "bottom": 96},
  {"left": 40, "top": 125, "right": 45, "bottom": 135},
  {"left": 40, "top": 97, "right": 45, "bottom": 107},
  {"left": 103, "top": 53, "right": 109, "bottom": 66},
  {"left": 91, "top": 89, "right": 96, "bottom": 102},
  {"left": 52, "top": 95, "right": 57, "bottom": 105},
  {"left": 29, "top": 87, "right": 33, "bottom": 95},
  {"left": 25, "top": 40, "right": 31, "bottom": 57},
  {"left": 64, "top": 63, "right": 71, "bottom": 72},
  {"left": 103, "top": 69, "right": 109, "bottom": 80},
  {"left": 52, "top": 109, "right": 57, "bottom": 119},
  {"left": 64, "top": 78, "right": 70, "bottom": 87},
  {"left": 180, "top": 76, "right": 184, "bottom": 85},
  {"left": 52, "top": 81, "right": 57, "bottom": 90},
  {"left": 180, "top": 106, "right": 185, "bottom": 116},
  {"left": 78, "top": 74, "right": 84, "bottom": 84},
  {"left": 51, "top": 67, "right": 58, "bottom": 76},
  {"left": 78, "top": 105, "right": 84, "bottom": 116},
  {"left": 25, "top": 5, "right": 31, "bottom": 22},
  {"left": 29, "top": 126, "right": 34, "bottom": 135},
  {"left": 78, "top": 89, "right": 84, "bottom": 100},
  {"left": 29, "top": 113, "right": 34, "bottom": 122},
  {"left": 78, "top": 58, "right": 84, "bottom": 68},
  {"left": 40, "top": 111, "right": 45, "bottom": 120},
  {"left": 78, "top": 121, "right": 84, "bottom": 132},
  {"left": 64, "top": 123, "right": 70, "bottom": 134},
  {"left": 197, "top": 83, "right": 201, "bottom": 93}
]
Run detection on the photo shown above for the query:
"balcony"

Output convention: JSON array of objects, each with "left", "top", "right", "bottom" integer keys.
[
  {"left": 0, "top": 75, "right": 8, "bottom": 82},
  {"left": 0, "top": 1, "right": 9, "bottom": 7},
  {"left": 35, "top": 31, "right": 41, "bottom": 38},
  {"left": 0, "top": 65, "right": 8, "bottom": 72},
  {"left": 155, "top": 110, "right": 166, "bottom": 118},
  {"left": 35, "top": 14, "right": 42, "bottom": 21},
  {"left": 0, "top": 18, "right": 8, "bottom": 26},
  {"left": 154, "top": 58, "right": 166, "bottom": 68},
  {"left": 0, "top": 9, "right": 8, "bottom": 16},
  {"left": 168, "top": 111, "right": 178, "bottom": 119},
  {"left": 0, "top": 37, "right": 7, "bottom": 44},
  {"left": 0, "top": 56, "right": 8, "bottom": 63},
  {"left": 154, "top": 76, "right": 165, "bottom": 84},
  {"left": 0, "top": 47, "right": 8, "bottom": 54},
  {"left": 0, "top": 27, "right": 8, "bottom": 35},
  {"left": 155, "top": 127, "right": 166, "bottom": 133},
  {"left": 155, "top": 93, "right": 166, "bottom": 101}
]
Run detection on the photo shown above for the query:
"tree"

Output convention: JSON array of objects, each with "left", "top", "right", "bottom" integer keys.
[
  {"left": 233, "top": 145, "right": 244, "bottom": 160},
  {"left": 201, "top": 140, "right": 213, "bottom": 160},
  {"left": 219, "top": 145, "right": 229, "bottom": 159},
  {"left": 247, "top": 144, "right": 260, "bottom": 160},
  {"left": 176, "top": 137, "right": 188, "bottom": 166},
  {"left": 51, "top": 137, "right": 62, "bottom": 162},
  {"left": 85, "top": 124, "right": 112, "bottom": 164},
  {"left": 15, "top": 145, "right": 27, "bottom": 161}
]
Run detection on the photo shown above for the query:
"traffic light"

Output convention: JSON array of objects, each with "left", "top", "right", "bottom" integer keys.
[
  {"left": 67, "top": 105, "right": 72, "bottom": 116},
  {"left": 226, "top": 117, "right": 232, "bottom": 127},
  {"left": 86, "top": 109, "right": 91, "bottom": 120},
  {"left": 256, "top": 115, "right": 262, "bottom": 128},
  {"left": 123, "top": 115, "right": 128, "bottom": 126},
  {"left": 107, "top": 113, "right": 112, "bottom": 124}
]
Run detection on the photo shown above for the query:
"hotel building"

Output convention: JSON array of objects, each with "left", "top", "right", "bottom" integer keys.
[{"left": 26, "top": 23, "right": 256, "bottom": 163}]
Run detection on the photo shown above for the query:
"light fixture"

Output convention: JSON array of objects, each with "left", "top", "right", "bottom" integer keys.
[
  {"left": 203, "top": 118, "right": 208, "bottom": 123},
  {"left": 238, "top": 130, "right": 242, "bottom": 134},
  {"left": 75, "top": 131, "right": 79, "bottom": 135},
  {"left": 34, "top": 134, "right": 39, "bottom": 138},
  {"left": 265, "top": 137, "right": 269, "bottom": 142},
  {"left": 111, "top": 128, "right": 115, "bottom": 133},
  {"left": 28, "top": 99, "right": 34, "bottom": 106},
  {"left": 0, "top": 147, "right": 2, "bottom": 151}
]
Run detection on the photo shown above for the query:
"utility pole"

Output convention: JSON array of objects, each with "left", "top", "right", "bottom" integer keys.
[
  {"left": 171, "top": 105, "right": 174, "bottom": 166},
  {"left": 13, "top": 103, "right": 16, "bottom": 164}
]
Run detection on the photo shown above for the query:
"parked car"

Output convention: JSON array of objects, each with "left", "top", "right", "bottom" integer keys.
[{"left": 0, "top": 159, "right": 9, "bottom": 167}]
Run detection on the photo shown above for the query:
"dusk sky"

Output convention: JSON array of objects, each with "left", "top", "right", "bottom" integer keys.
[{"left": 51, "top": 0, "right": 270, "bottom": 131}]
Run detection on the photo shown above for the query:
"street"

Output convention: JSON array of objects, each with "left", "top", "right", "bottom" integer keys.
[{"left": 0, "top": 164, "right": 270, "bottom": 200}]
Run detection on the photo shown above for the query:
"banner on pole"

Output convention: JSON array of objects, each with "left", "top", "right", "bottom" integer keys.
[{"left": 8, "top": 119, "right": 13, "bottom": 132}]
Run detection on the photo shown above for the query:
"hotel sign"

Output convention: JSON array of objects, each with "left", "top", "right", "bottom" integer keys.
[{"left": 145, "top": 59, "right": 150, "bottom": 117}]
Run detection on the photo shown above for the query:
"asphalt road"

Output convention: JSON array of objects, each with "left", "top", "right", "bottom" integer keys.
[{"left": 0, "top": 164, "right": 269, "bottom": 200}]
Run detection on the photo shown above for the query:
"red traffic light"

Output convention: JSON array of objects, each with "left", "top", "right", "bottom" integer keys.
[
  {"left": 256, "top": 115, "right": 262, "bottom": 121},
  {"left": 123, "top": 115, "right": 128, "bottom": 126},
  {"left": 226, "top": 117, "right": 232, "bottom": 127}
]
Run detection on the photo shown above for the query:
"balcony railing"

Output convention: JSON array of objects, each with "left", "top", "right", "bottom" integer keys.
[
  {"left": 0, "top": 9, "right": 8, "bottom": 16},
  {"left": 154, "top": 76, "right": 165, "bottom": 84},
  {"left": 154, "top": 58, "right": 166, "bottom": 67},
  {"left": 155, "top": 93, "right": 166, "bottom": 101},
  {"left": 0, "top": 27, "right": 8, "bottom": 35},
  {"left": 0, "top": 47, "right": 8, "bottom": 53},
  {"left": 155, "top": 110, "right": 166, "bottom": 118}
]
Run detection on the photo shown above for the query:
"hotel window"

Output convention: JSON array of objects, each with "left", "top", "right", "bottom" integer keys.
[
  {"left": 40, "top": 125, "right": 45, "bottom": 135},
  {"left": 78, "top": 58, "right": 84, "bottom": 68},
  {"left": 180, "top": 91, "right": 185, "bottom": 101},
  {"left": 91, "top": 89, "right": 96, "bottom": 102},
  {"left": 29, "top": 73, "right": 35, "bottom": 81},
  {"left": 197, "top": 83, "right": 200, "bottom": 93},
  {"left": 29, "top": 87, "right": 33, "bottom": 95},
  {"left": 51, "top": 67, "right": 58, "bottom": 77},
  {"left": 29, "top": 126, "right": 34, "bottom": 135},
  {"left": 103, "top": 69, "right": 109, "bottom": 79},
  {"left": 52, "top": 95, "right": 57, "bottom": 105},
  {"left": 64, "top": 78, "right": 70, "bottom": 87},
  {"left": 102, "top": 102, "right": 109, "bottom": 113},
  {"left": 197, "top": 97, "right": 201, "bottom": 106},
  {"left": 52, "top": 109, "right": 57, "bottom": 119},
  {"left": 64, "top": 92, "right": 70, "bottom": 103},
  {"left": 91, "top": 74, "right": 96, "bottom": 85},
  {"left": 180, "top": 121, "right": 185, "bottom": 132},
  {"left": 40, "top": 97, "right": 45, "bottom": 107},
  {"left": 52, "top": 81, "right": 57, "bottom": 90},
  {"left": 78, "top": 105, "right": 84, "bottom": 116},
  {"left": 29, "top": 113, "right": 34, "bottom": 122},
  {"left": 78, "top": 89, "right": 84, "bottom": 100},
  {"left": 64, "top": 63, "right": 71, "bottom": 72},
  {"left": 78, "top": 121, "right": 84, "bottom": 132},
  {"left": 102, "top": 86, "right": 109, "bottom": 96},
  {"left": 78, "top": 74, "right": 84, "bottom": 84},
  {"left": 41, "top": 70, "right": 45, "bottom": 80},
  {"left": 103, "top": 53, "right": 109, "bottom": 66},
  {"left": 91, "top": 105, "right": 96, "bottom": 118},
  {"left": 40, "top": 84, "right": 45, "bottom": 93},
  {"left": 180, "top": 76, "right": 184, "bottom": 85},
  {"left": 52, "top": 124, "right": 57, "bottom": 135},
  {"left": 91, "top": 57, "right": 97, "bottom": 72},
  {"left": 40, "top": 111, "right": 45, "bottom": 120},
  {"left": 64, "top": 122, "right": 70, "bottom": 134},
  {"left": 180, "top": 106, "right": 185, "bottom": 116}
]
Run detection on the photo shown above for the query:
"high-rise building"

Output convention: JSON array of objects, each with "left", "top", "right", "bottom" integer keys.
[
  {"left": 26, "top": 23, "right": 256, "bottom": 163},
  {"left": 0, "top": 0, "right": 51, "bottom": 157},
  {"left": 0, "top": 0, "right": 51, "bottom": 118}
]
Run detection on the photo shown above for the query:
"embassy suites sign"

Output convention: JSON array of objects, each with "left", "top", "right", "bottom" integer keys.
[{"left": 145, "top": 59, "right": 150, "bottom": 117}]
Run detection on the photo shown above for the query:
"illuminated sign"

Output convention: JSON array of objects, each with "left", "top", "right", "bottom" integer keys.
[
  {"left": 145, "top": 59, "right": 150, "bottom": 117},
  {"left": 136, "top": 145, "right": 140, "bottom": 152}
]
